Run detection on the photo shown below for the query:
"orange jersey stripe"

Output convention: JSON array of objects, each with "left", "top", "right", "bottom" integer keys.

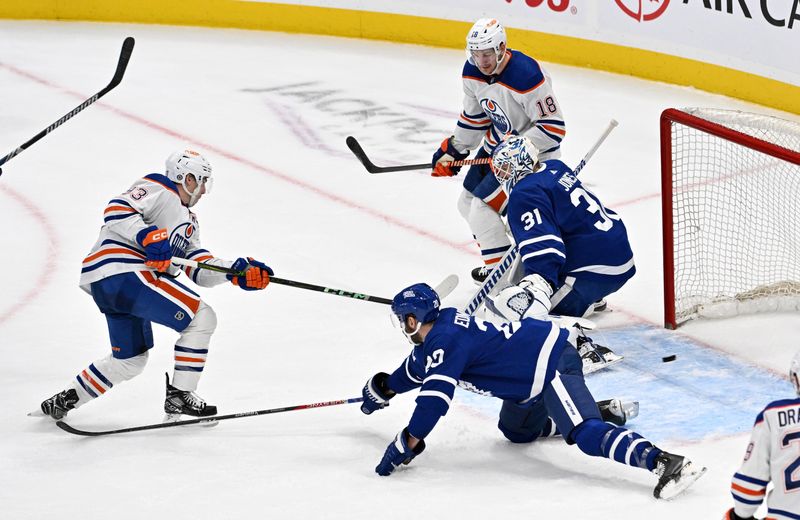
[
  {"left": 541, "top": 124, "right": 566, "bottom": 136},
  {"left": 141, "top": 271, "right": 200, "bottom": 314},
  {"left": 486, "top": 190, "right": 507, "bottom": 213},
  {"left": 84, "top": 247, "right": 145, "bottom": 263},
  {"left": 103, "top": 205, "right": 136, "bottom": 214},
  {"left": 731, "top": 483, "right": 765, "bottom": 496}
]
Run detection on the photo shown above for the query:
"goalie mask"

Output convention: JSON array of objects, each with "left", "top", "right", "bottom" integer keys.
[
  {"left": 466, "top": 18, "right": 507, "bottom": 75},
  {"left": 791, "top": 351, "right": 800, "bottom": 396},
  {"left": 166, "top": 149, "right": 213, "bottom": 207},
  {"left": 491, "top": 135, "right": 540, "bottom": 192},
  {"left": 391, "top": 283, "right": 440, "bottom": 344}
]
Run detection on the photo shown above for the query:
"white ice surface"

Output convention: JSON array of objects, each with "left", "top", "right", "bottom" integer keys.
[{"left": 1, "top": 21, "right": 799, "bottom": 519}]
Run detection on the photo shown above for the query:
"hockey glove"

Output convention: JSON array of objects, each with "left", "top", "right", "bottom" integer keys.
[
  {"left": 487, "top": 273, "right": 553, "bottom": 321},
  {"left": 375, "top": 428, "right": 426, "bottom": 476},
  {"left": 228, "top": 257, "right": 273, "bottom": 291},
  {"left": 431, "top": 136, "right": 469, "bottom": 177},
  {"left": 360, "top": 372, "right": 395, "bottom": 415},
  {"left": 722, "top": 508, "right": 755, "bottom": 520},
  {"left": 136, "top": 226, "right": 172, "bottom": 272}
]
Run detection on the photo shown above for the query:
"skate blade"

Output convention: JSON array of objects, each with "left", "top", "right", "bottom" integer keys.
[
  {"left": 27, "top": 409, "right": 46, "bottom": 417},
  {"left": 162, "top": 413, "right": 220, "bottom": 427},
  {"left": 583, "top": 354, "right": 624, "bottom": 375},
  {"left": 655, "top": 462, "right": 707, "bottom": 500}
]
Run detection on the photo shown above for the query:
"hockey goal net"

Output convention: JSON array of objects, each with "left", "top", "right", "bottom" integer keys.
[{"left": 661, "top": 108, "right": 800, "bottom": 329}]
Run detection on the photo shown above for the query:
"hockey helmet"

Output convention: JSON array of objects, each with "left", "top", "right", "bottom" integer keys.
[
  {"left": 165, "top": 149, "right": 213, "bottom": 206},
  {"left": 491, "top": 135, "right": 540, "bottom": 191},
  {"left": 392, "top": 283, "right": 441, "bottom": 343},
  {"left": 791, "top": 351, "right": 800, "bottom": 396},
  {"left": 466, "top": 18, "right": 507, "bottom": 72}
]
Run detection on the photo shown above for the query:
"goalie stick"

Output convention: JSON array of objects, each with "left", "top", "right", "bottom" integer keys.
[
  {"left": 0, "top": 37, "right": 135, "bottom": 177},
  {"left": 461, "top": 119, "right": 619, "bottom": 315},
  {"left": 170, "top": 257, "right": 459, "bottom": 305},
  {"left": 346, "top": 136, "right": 491, "bottom": 174},
  {"left": 55, "top": 397, "right": 364, "bottom": 437}
]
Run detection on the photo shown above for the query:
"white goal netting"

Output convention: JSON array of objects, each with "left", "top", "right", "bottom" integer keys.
[{"left": 667, "top": 108, "right": 800, "bottom": 325}]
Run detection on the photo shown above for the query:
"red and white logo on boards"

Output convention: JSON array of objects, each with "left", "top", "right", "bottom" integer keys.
[{"left": 615, "top": 0, "right": 670, "bottom": 22}]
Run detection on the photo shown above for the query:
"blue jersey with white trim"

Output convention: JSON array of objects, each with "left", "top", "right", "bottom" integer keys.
[
  {"left": 387, "top": 308, "right": 569, "bottom": 440},
  {"left": 507, "top": 160, "right": 634, "bottom": 289}
]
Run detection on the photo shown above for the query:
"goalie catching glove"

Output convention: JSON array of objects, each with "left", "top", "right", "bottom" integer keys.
[
  {"left": 487, "top": 273, "right": 553, "bottom": 321},
  {"left": 227, "top": 257, "right": 272, "bottom": 291},
  {"left": 431, "top": 136, "right": 469, "bottom": 177}
]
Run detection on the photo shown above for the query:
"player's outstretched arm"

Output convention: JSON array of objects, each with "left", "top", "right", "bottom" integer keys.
[
  {"left": 360, "top": 372, "right": 395, "bottom": 415},
  {"left": 375, "top": 428, "right": 426, "bottom": 476}
]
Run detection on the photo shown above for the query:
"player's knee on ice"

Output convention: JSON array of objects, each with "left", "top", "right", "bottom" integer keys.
[{"left": 498, "top": 399, "right": 553, "bottom": 443}]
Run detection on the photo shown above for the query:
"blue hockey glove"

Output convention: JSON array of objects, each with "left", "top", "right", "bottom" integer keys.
[
  {"left": 135, "top": 226, "right": 172, "bottom": 272},
  {"left": 376, "top": 428, "right": 426, "bottom": 476},
  {"left": 431, "top": 136, "right": 469, "bottom": 177},
  {"left": 360, "top": 372, "right": 395, "bottom": 415},
  {"left": 227, "top": 257, "right": 273, "bottom": 291}
]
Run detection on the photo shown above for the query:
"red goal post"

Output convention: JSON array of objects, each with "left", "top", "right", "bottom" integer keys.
[{"left": 661, "top": 108, "right": 800, "bottom": 329}]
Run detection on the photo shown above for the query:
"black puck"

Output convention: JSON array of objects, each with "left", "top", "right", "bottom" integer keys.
[{"left": 662, "top": 355, "right": 677, "bottom": 363}]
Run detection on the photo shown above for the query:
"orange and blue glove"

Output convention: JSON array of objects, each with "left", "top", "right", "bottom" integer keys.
[
  {"left": 136, "top": 226, "right": 172, "bottom": 272},
  {"left": 431, "top": 136, "right": 469, "bottom": 177},
  {"left": 228, "top": 257, "right": 272, "bottom": 291}
]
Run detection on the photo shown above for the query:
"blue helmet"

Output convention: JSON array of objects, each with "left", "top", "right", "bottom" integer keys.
[{"left": 392, "top": 283, "right": 441, "bottom": 324}]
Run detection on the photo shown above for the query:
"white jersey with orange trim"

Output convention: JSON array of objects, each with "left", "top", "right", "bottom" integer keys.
[
  {"left": 730, "top": 397, "right": 800, "bottom": 520},
  {"left": 453, "top": 49, "right": 566, "bottom": 158},
  {"left": 79, "top": 173, "right": 231, "bottom": 289}
]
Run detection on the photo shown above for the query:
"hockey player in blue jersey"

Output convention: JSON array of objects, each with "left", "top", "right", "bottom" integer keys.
[
  {"left": 361, "top": 283, "right": 706, "bottom": 499},
  {"left": 486, "top": 134, "right": 634, "bottom": 373},
  {"left": 37, "top": 149, "right": 272, "bottom": 421},
  {"left": 430, "top": 18, "right": 566, "bottom": 285}
]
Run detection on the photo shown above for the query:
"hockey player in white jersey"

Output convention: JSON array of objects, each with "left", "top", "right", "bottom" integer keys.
[
  {"left": 38, "top": 149, "right": 272, "bottom": 420},
  {"left": 431, "top": 18, "right": 566, "bottom": 285},
  {"left": 724, "top": 351, "right": 800, "bottom": 519},
  {"left": 485, "top": 135, "right": 632, "bottom": 373}
]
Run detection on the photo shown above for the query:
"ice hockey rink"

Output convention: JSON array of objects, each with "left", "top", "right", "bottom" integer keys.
[{"left": 1, "top": 20, "right": 799, "bottom": 519}]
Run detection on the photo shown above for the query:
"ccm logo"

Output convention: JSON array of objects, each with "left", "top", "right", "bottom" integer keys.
[{"left": 154, "top": 230, "right": 168, "bottom": 240}]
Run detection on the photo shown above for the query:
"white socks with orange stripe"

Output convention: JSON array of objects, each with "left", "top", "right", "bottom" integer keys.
[
  {"left": 458, "top": 190, "right": 512, "bottom": 265},
  {"left": 172, "top": 302, "right": 217, "bottom": 391},
  {"left": 71, "top": 352, "right": 149, "bottom": 407}
]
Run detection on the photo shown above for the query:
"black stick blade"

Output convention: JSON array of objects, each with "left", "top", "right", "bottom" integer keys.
[{"left": 109, "top": 37, "right": 135, "bottom": 89}]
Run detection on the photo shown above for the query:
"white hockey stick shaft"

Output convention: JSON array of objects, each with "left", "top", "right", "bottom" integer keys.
[{"left": 462, "top": 119, "right": 619, "bottom": 315}]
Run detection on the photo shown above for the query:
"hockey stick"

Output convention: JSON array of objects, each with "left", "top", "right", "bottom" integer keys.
[
  {"left": 461, "top": 119, "right": 619, "bottom": 315},
  {"left": 171, "top": 257, "right": 459, "bottom": 305},
  {"left": 346, "top": 136, "right": 490, "bottom": 174},
  {"left": 55, "top": 396, "right": 364, "bottom": 436},
  {"left": 0, "top": 37, "right": 135, "bottom": 177}
]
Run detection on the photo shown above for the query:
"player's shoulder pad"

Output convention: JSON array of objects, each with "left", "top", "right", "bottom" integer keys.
[
  {"left": 462, "top": 59, "right": 487, "bottom": 83},
  {"left": 143, "top": 173, "right": 181, "bottom": 197},
  {"left": 498, "top": 50, "right": 546, "bottom": 94},
  {"left": 757, "top": 397, "right": 800, "bottom": 423}
]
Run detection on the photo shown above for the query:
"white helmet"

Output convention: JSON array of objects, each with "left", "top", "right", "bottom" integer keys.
[
  {"left": 165, "top": 149, "right": 213, "bottom": 207},
  {"left": 791, "top": 351, "right": 800, "bottom": 396},
  {"left": 491, "top": 135, "right": 540, "bottom": 192},
  {"left": 466, "top": 18, "right": 507, "bottom": 73}
]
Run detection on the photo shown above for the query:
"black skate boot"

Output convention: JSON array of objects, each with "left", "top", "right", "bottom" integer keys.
[
  {"left": 576, "top": 334, "right": 623, "bottom": 374},
  {"left": 597, "top": 399, "right": 639, "bottom": 426},
  {"left": 652, "top": 451, "right": 707, "bottom": 499},
  {"left": 164, "top": 373, "right": 217, "bottom": 418},
  {"left": 40, "top": 389, "right": 79, "bottom": 420},
  {"left": 471, "top": 265, "right": 492, "bottom": 285}
]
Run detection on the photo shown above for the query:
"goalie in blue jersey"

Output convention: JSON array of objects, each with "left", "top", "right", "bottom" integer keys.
[
  {"left": 485, "top": 134, "right": 636, "bottom": 373},
  {"left": 361, "top": 283, "right": 705, "bottom": 499}
]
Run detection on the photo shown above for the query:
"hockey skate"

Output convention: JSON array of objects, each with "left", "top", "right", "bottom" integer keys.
[
  {"left": 590, "top": 299, "right": 607, "bottom": 313},
  {"left": 471, "top": 265, "right": 492, "bottom": 285},
  {"left": 39, "top": 389, "right": 79, "bottom": 420},
  {"left": 577, "top": 334, "right": 623, "bottom": 374},
  {"left": 597, "top": 399, "right": 639, "bottom": 426},
  {"left": 164, "top": 373, "right": 217, "bottom": 421},
  {"left": 652, "top": 451, "right": 707, "bottom": 499}
]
